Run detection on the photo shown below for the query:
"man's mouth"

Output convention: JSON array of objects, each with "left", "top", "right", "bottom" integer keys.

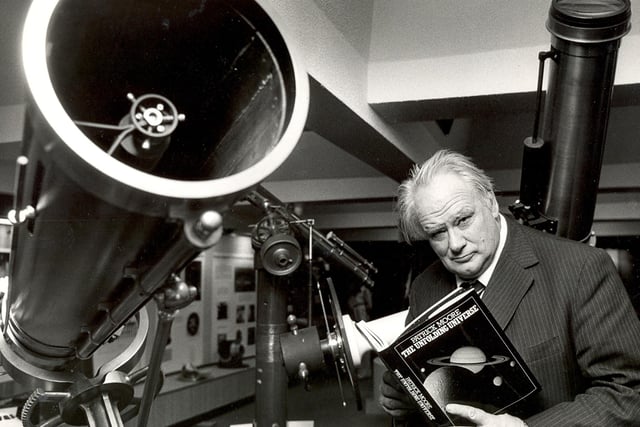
[{"left": 452, "top": 253, "right": 474, "bottom": 263}]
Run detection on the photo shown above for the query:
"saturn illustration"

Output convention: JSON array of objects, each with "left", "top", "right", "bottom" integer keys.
[
  {"left": 422, "top": 346, "right": 514, "bottom": 410},
  {"left": 427, "top": 346, "right": 510, "bottom": 374}
]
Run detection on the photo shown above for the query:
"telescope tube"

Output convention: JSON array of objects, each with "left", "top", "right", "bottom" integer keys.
[
  {"left": 537, "top": 0, "right": 631, "bottom": 240},
  {"left": 4, "top": 0, "right": 308, "bottom": 388}
]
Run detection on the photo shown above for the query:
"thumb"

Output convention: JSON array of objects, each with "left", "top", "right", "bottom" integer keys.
[{"left": 446, "top": 403, "right": 489, "bottom": 423}]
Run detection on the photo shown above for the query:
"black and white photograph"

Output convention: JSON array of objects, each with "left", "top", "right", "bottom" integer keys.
[{"left": 0, "top": 1, "right": 639, "bottom": 426}]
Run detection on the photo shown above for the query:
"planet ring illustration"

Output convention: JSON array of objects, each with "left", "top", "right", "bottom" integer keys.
[
  {"left": 424, "top": 346, "right": 511, "bottom": 374},
  {"left": 428, "top": 354, "right": 509, "bottom": 367}
]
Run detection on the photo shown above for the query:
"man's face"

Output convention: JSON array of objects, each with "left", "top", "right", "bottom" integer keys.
[{"left": 413, "top": 172, "right": 500, "bottom": 280}]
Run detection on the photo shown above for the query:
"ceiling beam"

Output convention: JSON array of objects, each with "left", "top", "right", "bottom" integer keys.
[{"left": 306, "top": 76, "right": 414, "bottom": 182}]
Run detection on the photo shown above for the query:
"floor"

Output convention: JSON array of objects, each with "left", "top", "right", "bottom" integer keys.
[{"left": 177, "top": 370, "right": 392, "bottom": 427}]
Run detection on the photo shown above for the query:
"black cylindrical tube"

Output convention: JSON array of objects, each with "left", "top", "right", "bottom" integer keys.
[
  {"left": 539, "top": 0, "right": 630, "bottom": 240},
  {"left": 255, "top": 264, "right": 289, "bottom": 426},
  {"left": 519, "top": 136, "right": 549, "bottom": 210}
]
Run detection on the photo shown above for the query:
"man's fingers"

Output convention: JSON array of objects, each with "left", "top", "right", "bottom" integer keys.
[
  {"left": 378, "top": 394, "right": 412, "bottom": 417},
  {"left": 446, "top": 404, "right": 528, "bottom": 427},
  {"left": 380, "top": 381, "right": 408, "bottom": 400},
  {"left": 378, "top": 373, "right": 415, "bottom": 418},
  {"left": 378, "top": 385, "right": 414, "bottom": 410},
  {"left": 446, "top": 403, "right": 487, "bottom": 422},
  {"left": 381, "top": 370, "right": 404, "bottom": 391}
]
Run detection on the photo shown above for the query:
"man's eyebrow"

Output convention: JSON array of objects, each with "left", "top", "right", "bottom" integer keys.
[{"left": 454, "top": 207, "right": 474, "bottom": 219}]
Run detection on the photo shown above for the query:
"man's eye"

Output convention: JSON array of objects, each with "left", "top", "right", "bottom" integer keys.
[
  {"left": 428, "top": 229, "right": 446, "bottom": 240},
  {"left": 458, "top": 215, "right": 472, "bottom": 227}
]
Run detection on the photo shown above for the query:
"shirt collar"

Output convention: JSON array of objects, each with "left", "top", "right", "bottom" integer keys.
[{"left": 456, "top": 214, "right": 507, "bottom": 288}]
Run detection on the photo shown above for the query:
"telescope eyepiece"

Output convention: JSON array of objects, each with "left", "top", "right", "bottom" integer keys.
[{"left": 547, "top": 0, "right": 631, "bottom": 43}]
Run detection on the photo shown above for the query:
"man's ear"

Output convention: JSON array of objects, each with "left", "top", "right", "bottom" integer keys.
[{"left": 488, "top": 193, "right": 500, "bottom": 217}]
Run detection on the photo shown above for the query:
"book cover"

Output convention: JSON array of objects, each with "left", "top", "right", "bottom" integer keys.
[{"left": 358, "top": 288, "right": 540, "bottom": 426}]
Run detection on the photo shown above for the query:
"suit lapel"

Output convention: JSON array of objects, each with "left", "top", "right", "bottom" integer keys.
[
  {"left": 430, "top": 268, "right": 457, "bottom": 300},
  {"left": 415, "top": 263, "right": 457, "bottom": 314},
  {"left": 483, "top": 218, "right": 539, "bottom": 330}
]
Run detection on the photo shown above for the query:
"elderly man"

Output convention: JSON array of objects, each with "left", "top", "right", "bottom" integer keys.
[{"left": 380, "top": 149, "right": 640, "bottom": 426}]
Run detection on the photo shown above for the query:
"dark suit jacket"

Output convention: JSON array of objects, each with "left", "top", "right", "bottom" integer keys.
[{"left": 406, "top": 216, "right": 640, "bottom": 426}]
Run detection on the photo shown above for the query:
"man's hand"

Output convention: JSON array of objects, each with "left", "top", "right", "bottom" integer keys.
[
  {"left": 378, "top": 370, "right": 415, "bottom": 418},
  {"left": 446, "top": 403, "right": 528, "bottom": 427}
]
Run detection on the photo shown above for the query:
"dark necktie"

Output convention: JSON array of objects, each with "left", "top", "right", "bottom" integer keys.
[{"left": 461, "top": 280, "right": 485, "bottom": 296}]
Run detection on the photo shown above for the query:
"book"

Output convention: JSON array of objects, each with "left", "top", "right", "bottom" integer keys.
[{"left": 355, "top": 287, "right": 540, "bottom": 426}]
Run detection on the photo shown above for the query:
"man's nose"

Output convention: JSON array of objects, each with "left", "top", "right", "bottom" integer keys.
[{"left": 448, "top": 228, "right": 466, "bottom": 253}]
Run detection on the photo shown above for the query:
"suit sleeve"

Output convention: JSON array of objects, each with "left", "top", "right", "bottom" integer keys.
[{"left": 526, "top": 248, "right": 640, "bottom": 426}]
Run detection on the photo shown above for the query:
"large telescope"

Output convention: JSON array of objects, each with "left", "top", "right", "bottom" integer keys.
[
  {"left": 1, "top": 0, "right": 308, "bottom": 425},
  {"left": 512, "top": 0, "right": 631, "bottom": 241}
]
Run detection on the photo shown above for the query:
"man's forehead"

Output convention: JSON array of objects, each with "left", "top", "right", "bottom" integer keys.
[{"left": 414, "top": 175, "right": 477, "bottom": 219}]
